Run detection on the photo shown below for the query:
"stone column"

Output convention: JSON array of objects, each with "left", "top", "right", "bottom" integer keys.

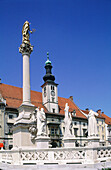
[
  {"left": 19, "top": 43, "right": 33, "bottom": 105},
  {"left": 13, "top": 21, "right": 36, "bottom": 149}
]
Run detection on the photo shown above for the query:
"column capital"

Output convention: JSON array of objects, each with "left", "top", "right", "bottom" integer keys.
[{"left": 19, "top": 43, "right": 33, "bottom": 55}]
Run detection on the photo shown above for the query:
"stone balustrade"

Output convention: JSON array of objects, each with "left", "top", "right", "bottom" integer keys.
[{"left": 0, "top": 146, "right": 111, "bottom": 165}]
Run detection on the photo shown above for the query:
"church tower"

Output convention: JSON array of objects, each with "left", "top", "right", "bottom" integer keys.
[{"left": 41, "top": 52, "right": 58, "bottom": 113}]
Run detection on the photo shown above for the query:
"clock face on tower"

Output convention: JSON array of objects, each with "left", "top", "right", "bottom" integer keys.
[{"left": 51, "top": 91, "right": 55, "bottom": 96}]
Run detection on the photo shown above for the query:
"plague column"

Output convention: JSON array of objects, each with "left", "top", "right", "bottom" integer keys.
[{"left": 13, "top": 21, "right": 36, "bottom": 149}]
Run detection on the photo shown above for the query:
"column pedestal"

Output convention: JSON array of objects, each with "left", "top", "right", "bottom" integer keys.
[
  {"left": 87, "top": 136, "right": 100, "bottom": 147},
  {"left": 13, "top": 104, "right": 36, "bottom": 149},
  {"left": 35, "top": 136, "right": 50, "bottom": 149},
  {"left": 15, "top": 104, "right": 36, "bottom": 124},
  {"left": 63, "top": 136, "right": 76, "bottom": 148}
]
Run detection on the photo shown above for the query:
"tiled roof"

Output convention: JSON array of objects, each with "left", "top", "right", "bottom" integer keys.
[
  {"left": 58, "top": 97, "right": 87, "bottom": 119},
  {"left": 0, "top": 83, "right": 87, "bottom": 119},
  {"left": 81, "top": 110, "right": 105, "bottom": 119},
  {"left": 101, "top": 113, "right": 111, "bottom": 125}
]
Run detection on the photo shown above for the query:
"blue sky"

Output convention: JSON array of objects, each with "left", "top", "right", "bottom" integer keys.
[{"left": 0, "top": 0, "right": 111, "bottom": 117}]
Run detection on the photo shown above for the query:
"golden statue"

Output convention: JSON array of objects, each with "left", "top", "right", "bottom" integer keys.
[{"left": 22, "top": 21, "right": 32, "bottom": 44}]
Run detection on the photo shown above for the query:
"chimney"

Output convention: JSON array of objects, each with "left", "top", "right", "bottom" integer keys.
[
  {"left": 69, "top": 96, "right": 73, "bottom": 101},
  {"left": 97, "top": 109, "right": 101, "bottom": 115},
  {"left": 85, "top": 108, "right": 89, "bottom": 111},
  {"left": 102, "top": 112, "right": 104, "bottom": 115},
  {"left": 0, "top": 78, "right": 1, "bottom": 84}
]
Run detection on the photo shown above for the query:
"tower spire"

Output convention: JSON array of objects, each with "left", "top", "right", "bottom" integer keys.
[{"left": 43, "top": 52, "right": 55, "bottom": 82}]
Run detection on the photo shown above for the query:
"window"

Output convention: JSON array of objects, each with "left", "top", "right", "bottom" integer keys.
[
  {"left": 51, "top": 128, "right": 58, "bottom": 135},
  {"left": 51, "top": 128, "right": 54, "bottom": 135},
  {"left": 72, "top": 110, "right": 76, "bottom": 116},
  {"left": 9, "top": 145, "right": 13, "bottom": 150},
  {"left": 83, "top": 123, "right": 85, "bottom": 126},
  {"left": 9, "top": 128, "right": 13, "bottom": 135},
  {"left": 51, "top": 86, "right": 55, "bottom": 91},
  {"left": 97, "top": 126, "right": 99, "bottom": 132},
  {"left": 97, "top": 119, "right": 98, "bottom": 124},
  {"left": 55, "top": 128, "right": 58, "bottom": 135},
  {"left": 44, "top": 87, "right": 46, "bottom": 93},
  {"left": 9, "top": 115, "right": 13, "bottom": 119},
  {"left": 102, "top": 120, "right": 103, "bottom": 124},
  {"left": 102, "top": 135, "right": 104, "bottom": 140},
  {"left": 44, "top": 87, "right": 46, "bottom": 97},
  {"left": 52, "top": 97, "right": 55, "bottom": 102},
  {"left": 74, "top": 128, "right": 78, "bottom": 136},
  {"left": 63, "top": 127, "right": 65, "bottom": 133},
  {"left": 74, "top": 122, "right": 77, "bottom": 126},
  {"left": 83, "top": 129, "right": 87, "bottom": 136},
  {"left": 102, "top": 127, "right": 104, "bottom": 132},
  {"left": 52, "top": 108, "right": 55, "bottom": 113}
]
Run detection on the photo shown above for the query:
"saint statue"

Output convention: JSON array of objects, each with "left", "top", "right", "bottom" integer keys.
[
  {"left": 88, "top": 110, "right": 98, "bottom": 137},
  {"left": 36, "top": 108, "right": 47, "bottom": 136},
  {"left": 64, "top": 103, "right": 72, "bottom": 137},
  {"left": 22, "top": 21, "right": 32, "bottom": 44}
]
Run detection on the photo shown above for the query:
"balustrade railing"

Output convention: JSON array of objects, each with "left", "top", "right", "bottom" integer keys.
[{"left": 0, "top": 146, "right": 111, "bottom": 165}]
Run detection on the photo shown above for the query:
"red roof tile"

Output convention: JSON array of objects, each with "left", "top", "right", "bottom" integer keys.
[
  {"left": 101, "top": 113, "right": 111, "bottom": 125},
  {"left": 81, "top": 109, "right": 105, "bottom": 119}
]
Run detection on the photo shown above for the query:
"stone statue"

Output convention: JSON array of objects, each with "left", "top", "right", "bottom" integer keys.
[
  {"left": 36, "top": 108, "right": 47, "bottom": 136},
  {"left": 64, "top": 103, "right": 72, "bottom": 137},
  {"left": 22, "top": 21, "right": 32, "bottom": 44},
  {"left": 88, "top": 109, "right": 98, "bottom": 137}
]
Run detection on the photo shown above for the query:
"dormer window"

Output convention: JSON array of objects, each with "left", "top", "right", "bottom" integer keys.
[{"left": 72, "top": 110, "right": 76, "bottom": 116}]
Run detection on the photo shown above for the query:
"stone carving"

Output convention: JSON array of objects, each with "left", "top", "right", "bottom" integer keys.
[
  {"left": 64, "top": 103, "right": 72, "bottom": 137},
  {"left": 29, "top": 125, "right": 37, "bottom": 141},
  {"left": 88, "top": 109, "right": 98, "bottom": 137},
  {"left": 2, "top": 153, "right": 12, "bottom": 161},
  {"left": 20, "top": 151, "right": 48, "bottom": 161},
  {"left": 19, "top": 43, "right": 33, "bottom": 54},
  {"left": 36, "top": 108, "right": 47, "bottom": 136},
  {"left": 97, "top": 148, "right": 111, "bottom": 158},
  {"left": 54, "top": 150, "right": 85, "bottom": 160},
  {"left": 29, "top": 110, "right": 37, "bottom": 141},
  {"left": 30, "top": 110, "right": 37, "bottom": 122},
  {"left": 22, "top": 21, "right": 32, "bottom": 44}
]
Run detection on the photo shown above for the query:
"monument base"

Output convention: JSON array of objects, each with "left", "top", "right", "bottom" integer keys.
[
  {"left": 87, "top": 136, "right": 100, "bottom": 147},
  {"left": 15, "top": 103, "right": 36, "bottom": 124},
  {"left": 13, "top": 103, "right": 36, "bottom": 149},
  {"left": 35, "top": 136, "right": 50, "bottom": 149},
  {"left": 63, "top": 136, "right": 76, "bottom": 148}
]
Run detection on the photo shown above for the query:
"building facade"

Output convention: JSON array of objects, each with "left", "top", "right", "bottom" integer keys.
[{"left": 0, "top": 54, "right": 110, "bottom": 149}]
